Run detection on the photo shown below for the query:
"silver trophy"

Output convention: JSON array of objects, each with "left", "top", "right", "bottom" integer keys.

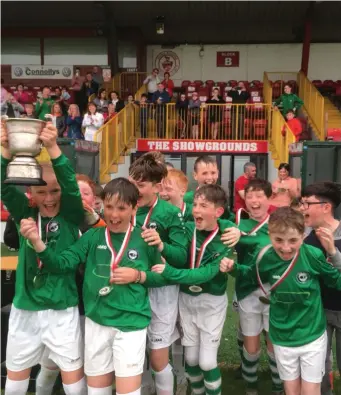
[{"left": 3, "top": 117, "right": 47, "bottom": 186}]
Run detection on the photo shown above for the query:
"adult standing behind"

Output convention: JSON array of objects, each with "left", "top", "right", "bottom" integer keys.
[
  {"left": 13, "top": 83, "right": 30, "bottom": 105},
  {"left": 80, "top": 72, "right": 99, "bottom": 112},
  {"left": 176, "top": 93, "right": 189, "bottom": 138},
  {"left": 274, "top": 84, "right": 303, "bottom": 116},
  {"left": 53, "top": 87, "right": 69, "bottom": 117},
  {"left": 162, "top": 72, "right": 174, "bottom": 99},
  {"left": 51, "top": 103, "right": 66, "bottom": 138},
  {"left": 93, "top": 88, "right": 109, "bottom": 115},
  {"left": 152, "top": 83, "right": 170, "bottom": 138},
  {"left": 228, "top": 82, "right": 250, "bottom": 137},
  {"left": 234, "top": 162, "right": 257, "bottom": 212},
  {"left": 270, "top": 163, "right": 300, "bottom": 207},
  {"left": 82, "top": 102, "right": 104, "bottom": 142},
  {"left": 1, "top": 93, "right": 24, "bottom": 118},
  {"left": 66, "top": 104, "right": 83, "bottom": 140},
  {"left": 205, "top": 88, "right": 225, "bottom": 139},
  {"left": 109, "top": 91, "right": 125, "bottom": 113},
  {"left": 35, "top": 86, "right": 54, "bottom": 120},
  {"left": 143, "top": 68, "right": 160, "bottom": 102},
  {"left": 71, "top": 67, "right": 85, "bottom": 109},
  {"left": 92, "top": 66, "right": 104, "bottom": 88},
  {"left": 188, "top": 92, "right": 201, "bottom": 139}
]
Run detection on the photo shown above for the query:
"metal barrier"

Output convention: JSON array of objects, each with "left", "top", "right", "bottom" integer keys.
[
  {"left": 297, "top": 71, "right": 325, "bottom": 140},
  {"left": 264, "top": 72, "right": 299, "bottom": 98},
  {"left": 117, "top": 72, "right": 148, "bottom": 100}
]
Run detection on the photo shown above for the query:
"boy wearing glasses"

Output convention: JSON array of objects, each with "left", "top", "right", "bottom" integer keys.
[{"left": 300, "top": 182, "right": 341, "bottom": 395}]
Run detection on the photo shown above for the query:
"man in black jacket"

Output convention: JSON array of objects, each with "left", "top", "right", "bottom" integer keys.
[{"left": 228, "top": 82, "right": 250, "bottom": 138}]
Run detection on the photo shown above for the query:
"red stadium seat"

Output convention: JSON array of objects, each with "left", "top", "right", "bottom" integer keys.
[
  {"left": 181, "top": 80, "right": 191, "bottom": 89},
  {"left": 323, "top": 80, "right": 335, "bottom": 86},
  {"left": 228, "top": 80, "right": 238, "bottom": 87},
  {"left": 205, "top": 80, "right": 215, "bottom": 86},
  {"left": 194, "top": 80, "right": 203, "bottom": 88},
  {"left": 244, "top": 118, "right": 253, "bottom": 137},
  {"left": 327, "top": 128, "right": 341, "bottom": 141},
  {"left": 251, "top": 80, "right": 261, "bottom": 87},
  {"left": 253, "top": 119, "right": 267, "bottom": 138},
  {"left": 312, "top": 80, "right": 322, "bottom": 87}
]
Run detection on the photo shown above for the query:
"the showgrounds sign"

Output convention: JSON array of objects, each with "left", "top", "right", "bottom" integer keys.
[{"left": 11, "top": 65, "right": 73, "bottom": 79}]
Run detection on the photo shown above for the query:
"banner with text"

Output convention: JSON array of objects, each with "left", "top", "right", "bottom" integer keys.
[
  {"left": 11, "top": 65, "right": 73, "bottom": 79},
  {"left": 137, "top": 139, "right": 268, "bottom": 154},
  {"left": 216, "top": 51, "right": 240, "bottom": 67}
]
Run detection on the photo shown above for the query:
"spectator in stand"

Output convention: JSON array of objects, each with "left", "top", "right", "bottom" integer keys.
[
  {"left": 92, "top": 65, "right": 104, "bottom": 88},
  {"left": 270, "top": 162, "right": 300, "bottom": 208},
  {"left": 35, "top": 86, "right": 54, "bottom": 120},
  {"left": 162, "top": 72, "right": 174, "bottom": 99},
  {"left": 81, "top": 72, "right": 99, "bottom": 111},
  {"left": 13, "top": 83, "right": 30, "bottom": 105},
  {"left": 82, "top": 102, "right": 104, "bottom": 141},
  {"left": 109, "top": 91, "right": 125, "bottom": 113},
  {"left": 152, "top": 83, "right": 170, "bottom": 138},
  {"left": 71, "top": 67, "right": 85, "bottom": 109},
  {"left": 228, "top": 82, "right": 250, "bottom": 137},
  {"left": 138, "top": 93, "right": 149, "bottom": 138},
  {"left": 21, "top": 103, "right": 36, "bottom": 119},
  {"left": 1, "top": 78, "right": 8, "bottom": 103},
  {"left": 53, "top": 86, "right": 69, "bottom": 116},
  {"left": 51, "top": 102, "right": 66, "bottom": 137},
  {"left": 143, "top": 68, "right": 160, "bottom": 102},
  {"left": 93, "top": 88, "right": 109, "bottom": 115},
  {"left": 126, "top": 94, "right": 134, "bottom": 105},
  {"left": 1, "top": 93, "right": 24, "bottom": 118},
  {"left": 188, "top": 92, "right": 201, "bottom": 139},
  {"left": 66, "top": 104, "right": 83, "bottom": 139},
  {"left": 274, "top": 84, "right": 303, "bottom": 116},
  {"left": 104, "top": 103, "right": 116, "bottom": 124},
  {"left": 281, "top": 109, "right": 303, "bottom": 142},
  {"left": 176, "top": 93, "right": 189, "bottom": 138},
  {"left": 234, "top": 162, "right": 257, "bottom": 212},
  {"left": 206, "top": 87, "right": 225, "bottom": 139}
]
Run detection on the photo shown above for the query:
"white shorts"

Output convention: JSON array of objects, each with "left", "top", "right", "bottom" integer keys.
[
  {"left": 179, "top": 292, "right": 227, "bottom": 348},
  {"left": 273, "top": 331, "right": 327, "bottom": 383},
  {"left": 238, "top": 286, "right": 270, "bottom": 336},
  {"left": 84, "top": 317, "right": 147, "bottom": 378},
  {"left": 6, "top": 305, "right": 83, "bottom": 372},
  {"left": 148, "top": 285, "right": 180, "bottom": 349}
]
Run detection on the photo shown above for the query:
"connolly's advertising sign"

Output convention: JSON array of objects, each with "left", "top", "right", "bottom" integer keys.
[
  {"left": 136, "top": 139, "right": 268, "bottom": 154},
  {"left": 11, "top": 65, "right": 73, "bottom": 79}
]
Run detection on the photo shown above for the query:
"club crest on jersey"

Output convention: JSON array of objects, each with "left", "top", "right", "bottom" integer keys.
[
  {"left": 48, "top": 221, "right": 59, "bottom": 233},
  {"left": 127, "top": 249, "right": 138, "bottom": 260},
  {"left": 213, "top": 253, "right": 220, "bottom": 258},
  {"left": 296, "top": 272, "right": 310, "bottom": 283},
  {"left": 147, "top": 222, "right": 158, "bottom": 230}
]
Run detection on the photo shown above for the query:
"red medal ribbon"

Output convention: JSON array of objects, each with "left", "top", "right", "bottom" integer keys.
[
  {"left": 181, "top": 202, "right": 186, "bottom": 216},
  {"left": 236, "top": 208, "right": 269, "bottom": 236},
  {"left": 132, "top": 197, "right": 158, "bottom": 227},
  {"left": 190, "top": 226, "right": 219, "bottom": 269}
]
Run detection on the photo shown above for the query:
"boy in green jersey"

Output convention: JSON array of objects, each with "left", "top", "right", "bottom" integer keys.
[
  {"left": 160, "top": 168, "right": 193, "bottom": 222},
  {"left": 222, "top": 207, "right": 341, "bottom": 395},
  {"left": 20, "top": 178, "right": 167, "bottom": 395},
  {"left": 129, "top": 153, "right": 187, "bottom": 395},
  {"left": 233, "top": 179, "right": 283, "bottom": 395},
  {"left": 1, "top": 122, "right": 86, "bottom": 395},
  {"left": 154, "top": 184, "right": 242, "bottom": 395}
]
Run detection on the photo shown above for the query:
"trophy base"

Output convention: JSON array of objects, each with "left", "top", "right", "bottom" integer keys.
[
  {"left": 5, "top": 156, "right": 47, "bottom": 187},
  {"left": 4, "top": 177, "right": 46, "bottom": 186}
]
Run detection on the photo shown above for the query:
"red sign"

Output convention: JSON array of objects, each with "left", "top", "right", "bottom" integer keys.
[
  {"left": 216, "top": 51, "right": 240, "bottom": 67},
  {"left": 136, "top": 139, "right": 268, "bottom": 154}
]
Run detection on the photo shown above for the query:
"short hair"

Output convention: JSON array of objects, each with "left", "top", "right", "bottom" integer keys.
[
  {"left": 166, "top": 169, "right": 188, "bottom": 191},
  {"left": 164, "top": 72, "right": 170, "bottom": 77},
  {"left": 109, "top": 90, "right": 119, "bottom": 98},
  {"left": 244, "top": 178, "right": 272, "bottom": 198},
  {"left": 17, "top": 83, "right": 23, "bottom": 88},
  {"left": 268, "top": 207, "right": 305, "bottom": 235},
  {"left": 286, "top": 109, "right": 295, "bottom": 115},
  {"left": 278, "top": 162, "right": 291, "bottom": 173},
  {"left": 194, "top": 155, "right": 217, "bottom": 172},
  {"left": 165, "top": 161, "right": 174, "bottom": 169},
  {"left": 243, "top": 162, "right": 256, "bottom": 172},
  {"left": 98, "top": 88, "right": 106, "bottom": 98},
  {"left": 94, "top": 183, "right": 104, "bottom": 198},
  {"left": 194, "top": 184, "right": 227, "bottom": 208},
  {"left": 76, "top": 174, "right": 96, "bottom": 195},
  {"left": 42, "top": 85, "right": 50, "bottom": 91},
  {"left": 102, "top": 177, "right": 139, "bottom": 208},
  {"left": 141, "top": 93, "right": 148, "bottom": 99},
  {"left": 301, "top": 181, "right": 341, "bottom": 209},
  {"left": 141, "top": 151, "right": 165, "bottom": 164},
  {"left": 129, "top": 153, "right": 167, "bottom": 183},
  {"left": 290, "top": 197, "right": 301, "bottom": 209}
]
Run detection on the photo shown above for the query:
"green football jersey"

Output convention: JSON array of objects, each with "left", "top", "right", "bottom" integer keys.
[
  {"left": 37, "top": 226, "right": 167, "bottom": 331},
  {"left": 184, "top": 190, "right": 195, "bottom": 204},
  {"left": 182, "top": 202, "right": 193, "bottom": 222},
  {"left": 235, "top": 217, "right": 270, "bottom": 301},
  {"left": 135, "top": 198, "right": 187, "bottom": 268},
  {"left": 255, "top": 243, "right": 341, "bottom": 347},
  {"left": 1, "top": 154, "right": 84, "bottom": 311}
]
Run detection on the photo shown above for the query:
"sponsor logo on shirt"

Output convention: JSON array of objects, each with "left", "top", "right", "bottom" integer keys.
[
  {"left": 150, "top": 336, "right": 163, "bottom": 343},
  {"left": 97, "top": 245, "right": 108, "bottom": 250},
  {"left": 147, "top": 222, "right": 158, "bottom": 230},
  {"left": 128, "top": 249, "right": 139, "bottom": 260},
  {"left": 296, "top": 272, "right": 310, "bottom": 283},
  {"left": 48, "top": 221, "right": 59, "bottom": 233}
]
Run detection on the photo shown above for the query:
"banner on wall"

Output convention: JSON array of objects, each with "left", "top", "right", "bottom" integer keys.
[
  {"left": 137, "top": 139, "right": 268, "bottom": 154},
  {"left": 216, "top": 51, "right": 240, "bottom": 67},
  {"left": 11, "top": 65, "right": 73, "bottom": 79},
  {"left": 153, "top": 49, "right": 182, "bottom": 78}
]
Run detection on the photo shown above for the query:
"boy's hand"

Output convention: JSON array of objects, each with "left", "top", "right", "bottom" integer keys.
[
  {"left": 221, "top": 227, "right": 241, "bottom": 247},
  {"left": 40, "top": 122, "right": 57, "bottom": 148},
  {"left": 0, "top": 119, "right": 12, "bottom": 159},
  {"left": 110, "top": 267, "right": 138, "bottom": 284},
  {"left": 141, "top": 227, "right": 164, "bottom": 252},
  {"left": 220, "top": 257, "right": 235, "bottom": 273},
  {"left": 316, "top": 227, "right": 336, "bottom": 256},
  {"left": 151, "top": 264, "right": 166, "bottom": 274},
  {"left": 20, "top": 218, "right": 40, "bottom": 244}
]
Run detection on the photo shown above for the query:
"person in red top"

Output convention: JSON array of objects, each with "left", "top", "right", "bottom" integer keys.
[
  {"left": 162, "top": 72, "right": 174, "bottom": 99},
  {"left": 13, "top": 83, "right": 30, "bottom": 105},
  {"left": 281, "top": 109, "right": 302, "bottom": 142},
  {"left": 234, "top": 162, "right": 257, "bottom": 212}
]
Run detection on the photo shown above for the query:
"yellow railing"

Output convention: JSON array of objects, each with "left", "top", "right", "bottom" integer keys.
[
  {"left": 297, "top": 71, "right": 325, "bottom": 140},
  {"left": 116, "top": 72, "right": 148, "bottom": 99},
  {"left": 263, "top": 72, "right": 273, "bottom": 105},
  {"left": 94, "top": 104, "right": 136, "bottom": 183},
  {"left": 135, "top": 84, "right": 147, "bottom": 101}
]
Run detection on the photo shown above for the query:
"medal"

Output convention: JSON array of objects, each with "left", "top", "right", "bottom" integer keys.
[
  {"left": 98, "top": 224, "right": 133, "bottom": 297},
  {"left": 33, "top": 272, "right": 45, "bottom": 289},
  {"left": 236, "top": 208, "right": 269, "bottom": 236},
  {"left": 132, "top": 197, "right": 158, "bottom": 227},
  {"left": 256, "top": 244, "right": 300, "bottom": 304},
  {"left": 189, "top": 226, "right": 219, "bottom": 293}
]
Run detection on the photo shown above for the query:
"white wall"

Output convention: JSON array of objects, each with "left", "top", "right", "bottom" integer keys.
[
  {"left": 147, "top": 43, "right": 341, "bottom": 84},
  {"left": 2, "top": 38, "right": 41, "bottom": 64}
]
